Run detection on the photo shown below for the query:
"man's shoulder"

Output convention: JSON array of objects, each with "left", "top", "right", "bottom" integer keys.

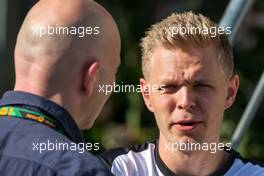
[
  {"left": 225, "top": 150, "right": 264, "bottom": 176},
  {"left": 0, "top": 117, "right": 112, "bottom": 175},
  {"left": 99, "top": 140, "right": 264, "bottom": 176}
]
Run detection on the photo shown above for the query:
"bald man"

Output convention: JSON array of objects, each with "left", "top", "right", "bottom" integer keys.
[{"left": 0, "top": 0, "right": 120, "bottom": 175}]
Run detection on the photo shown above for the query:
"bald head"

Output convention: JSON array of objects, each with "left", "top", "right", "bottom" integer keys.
[{"left": 14, "top": 0, "right": 121, "bottom": 128}]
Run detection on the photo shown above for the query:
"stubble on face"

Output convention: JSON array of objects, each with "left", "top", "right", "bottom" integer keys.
[{"left": 144, "top": 45, "right": 230, "bottom": 146}]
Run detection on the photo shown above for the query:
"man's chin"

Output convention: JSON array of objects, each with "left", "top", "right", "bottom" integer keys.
[
  {"left": 169, "top": 133, "right": 202, "bottom": 145},
  {"left": 175, "top": 136, "right": 196, "bottom": 143}
]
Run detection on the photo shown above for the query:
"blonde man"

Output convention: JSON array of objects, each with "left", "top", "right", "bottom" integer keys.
[{"left": 99, "top": 12, "right": 264, "bottom": 176}]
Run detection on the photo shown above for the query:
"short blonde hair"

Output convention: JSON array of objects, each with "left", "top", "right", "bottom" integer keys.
[{"left": 140, "top": 11, "right": 233, "bottom": 79}]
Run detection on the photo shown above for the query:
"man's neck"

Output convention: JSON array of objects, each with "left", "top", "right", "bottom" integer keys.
[
  {"left": 14, "top": 82, "right": 78, "bottom": 121},
  {"left": 158, "top": 138, "right": 229, "bottom": 176}
]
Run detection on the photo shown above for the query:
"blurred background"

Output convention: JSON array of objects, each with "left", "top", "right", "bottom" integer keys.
[{"left": 0, "top": 0, "right": 263, "bottom": 161}]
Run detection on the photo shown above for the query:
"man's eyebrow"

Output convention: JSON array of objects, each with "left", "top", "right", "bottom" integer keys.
[
  {"left": 190, "top": 78, "right": 215, "bottom": 84},
  {"left": 158, "top": 78, "right": 215, "bottom": 85},
  {"left": 158, "top": 79, "right": 178, "bottom": 84}
]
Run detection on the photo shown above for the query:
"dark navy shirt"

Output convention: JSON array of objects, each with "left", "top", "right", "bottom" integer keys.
[{"left": 0, "top": 91, "right": 112, "bottom": 176}]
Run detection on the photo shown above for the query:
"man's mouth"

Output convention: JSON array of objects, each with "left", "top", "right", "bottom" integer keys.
[{"left": 172, "top": 120, "right": 202, "bottom": 131}]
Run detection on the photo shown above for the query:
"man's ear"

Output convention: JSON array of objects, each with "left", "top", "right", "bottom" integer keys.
[
  {"left": 140, "top": 78, "right": 154, "bottom": 112},
  {"left": 82, "top": 61, "right": 100, "bottom": 96},
  {"left": 225, "top": 74, "right": 239, "bottom": 109}
]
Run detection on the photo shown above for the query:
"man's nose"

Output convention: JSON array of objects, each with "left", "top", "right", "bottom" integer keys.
[{"left": 176, "top": 86, "right": 196, "bottom": 110}]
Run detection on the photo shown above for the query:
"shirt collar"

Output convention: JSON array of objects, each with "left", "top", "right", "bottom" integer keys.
[
  {"left": 154, "top": 140, "right": 237, "bottom": 176},
  {"left": 0, "top": 91, "right": 84, "bottom": 143}
]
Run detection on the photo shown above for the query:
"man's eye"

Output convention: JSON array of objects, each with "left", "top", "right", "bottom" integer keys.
[
  {"left": 196, "top": 84, "right": 208, "bottom": 87},
  {"left": 194, "top": 84, "right": 211, "bottom": 89},
  {"left": 158, "top": 85, "right": 179, "bottom": 93}
]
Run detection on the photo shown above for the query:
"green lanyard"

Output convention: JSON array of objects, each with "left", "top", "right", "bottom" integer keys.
[{"left": 0, "top": 106, "right": 69, "bottom": 138}]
